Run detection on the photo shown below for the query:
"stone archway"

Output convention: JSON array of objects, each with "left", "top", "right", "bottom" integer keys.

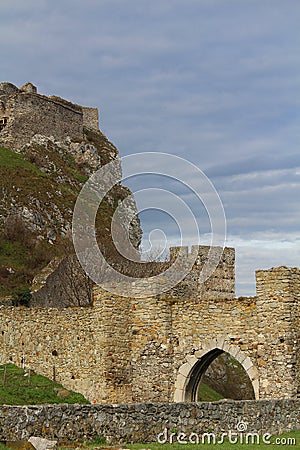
[{"left": 174, "top": 337, "right": 259, "bottom": 402}]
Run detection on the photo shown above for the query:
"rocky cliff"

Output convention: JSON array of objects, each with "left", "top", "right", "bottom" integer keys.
[{"left": 0, "top": 82, "right": 142, "bottom": 304}]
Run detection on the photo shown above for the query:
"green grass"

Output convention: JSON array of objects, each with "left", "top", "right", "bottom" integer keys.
[
  {"left": 0, "top": 364, "right": 89, "bottom": 405},
  {"left": 0, "top": 240, "right": 27, "bottom": 268},
  {"left": 73, "top": 171, "right": 89, "bottom": 183},
  {"left": 0, "top": 145, "right": 98, "bottom": 297},
  {"left": 86, "top": 436, "right": 106, "bottom": 446},
  {"left": 197, "top": 382, "right": 224, "bottom": 401},
  {"left": 0, "top": 146, "right": 74, "bottom": 296},
  {"left": 57, "top": 430, "right": 299, "bottom": 449},
  {"left": 0, "top": 141, "right": 132, "bottom": 297},
  {"left": 0, "top": 235, "right": 54, "bottom": 296},
  {"left": 0, "top": 146, "right": 45, "bottom": 175}
]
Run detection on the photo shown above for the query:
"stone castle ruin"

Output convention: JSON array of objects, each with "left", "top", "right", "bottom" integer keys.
[
  {"left": 0, "top": 246, "right": 299, "bottom": 404},
  {"left": 0, "top": 81, "right": 98, "bottom": 149},
  {"left": 0, "top": 82, "right": 299, "bottom": 407}
]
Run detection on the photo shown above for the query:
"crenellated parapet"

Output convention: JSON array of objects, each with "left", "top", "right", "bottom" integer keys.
[
  {"left": 167, "top": 245, "right": 235, "bottom": 300},
  {"left": 0, "top": 254, "right": 299, "bottom": 404}
]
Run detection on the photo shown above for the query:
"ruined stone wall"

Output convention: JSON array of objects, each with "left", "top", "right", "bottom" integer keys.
[
  {"left": 170, "top": 296, "right": 258, "bottom": 400},
  {"left": 108, "top": 294, "right": 256, "bottom": 404},
  {"left": 167, "top": 245, "right": 235, "bottom": 299},
  {"left": 0, "top": 400, "right": 299, "bottom": 442},
  {"left": 110, "top": 246, "right": 235, "bottom": 300},
  {"left": 129, "top": 295, "right": 174, "bottom": 403},
  {"left": 82, "top": 106, "right": 99, "bottom": 130},
  {"left": 0, "top": 82, "right": 101, "bottom": 150},
  {"left": 0, "top": 304, "right": 105, "bottom": 402},
  {"left": 1, "top": 92, "right": 84, "bottom": 149},
  {"left": 0, "top": 260, "right": 298, "bottom": 404},
  {"left": 255, "top": 267, "right": 300, "bottom": 399},
  {"left": 91, "top": 245, "right": 236, "bottom": 403},
  {"left": 94, "top": 289, "right": 134, "bottom": 403},
  {"left": 92, "top": 264, "right": 299, "bottom": 403},
  {"left": 0, "top": 82, "right": 19, "bottom": 99}
]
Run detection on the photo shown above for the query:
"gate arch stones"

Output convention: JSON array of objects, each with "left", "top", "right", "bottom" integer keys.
[{"left": 174, "top": 336, "right": 259, "bottom": 402}]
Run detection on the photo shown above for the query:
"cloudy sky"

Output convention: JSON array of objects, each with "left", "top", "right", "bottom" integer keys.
[{"left": 1, "top": 0, "right": 300, "bottom": 295}]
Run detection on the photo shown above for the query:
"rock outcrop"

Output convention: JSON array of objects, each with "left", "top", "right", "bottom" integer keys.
[{"left": 0, "top": 82, "right": 142, "bottom": 304}]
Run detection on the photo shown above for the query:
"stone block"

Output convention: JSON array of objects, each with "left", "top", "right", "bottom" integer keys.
[
  {"left": 216, "top": 336, "right": 226, "bottom": 349},
  {"left": 252, "top": 379, "right": 260, "bottom": 399},
  {"left": 242, "top": 357, "right": 253, "bottom": 371},
  {"left": 173, "top": 389, "right": 184, "bottom": 402},
  {"left": 175, "top": 374, "right": 187, "bottom": 390},
  {"left": 28, "top": 437, "right": 57, "bottom": 450},
  {"left": 247, "top": 366, "right": 259, "bottom": 381},
  {"left": 185, "top": 354, "right": 198, "bottom": 366},
  {"left": 194, "top": 349, "right": 206, "bottom": 359},
  {"left": 179, "top": 363, "right": 193, "bottom": 377}
]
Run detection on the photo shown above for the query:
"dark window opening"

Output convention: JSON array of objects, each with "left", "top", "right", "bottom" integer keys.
[{"left": 0, "top": 117, "right": 8, "bottom": 131}]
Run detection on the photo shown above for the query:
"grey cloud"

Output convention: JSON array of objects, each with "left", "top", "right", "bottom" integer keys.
[
  {"left": 206, "top": 153, "right": 300, "bottom": 179},
  {"left": 1, "top": 0, "right": 299, "bottom": 295}
]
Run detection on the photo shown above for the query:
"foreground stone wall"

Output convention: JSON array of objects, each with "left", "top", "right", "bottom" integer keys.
[{"left": 0, "top": 400, "right": 299, "bottom": 442}]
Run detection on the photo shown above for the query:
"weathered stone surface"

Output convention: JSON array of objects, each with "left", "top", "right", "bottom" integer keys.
[
  {"left": 0, "top": 401, "right": 299, "bottom": 443},
  {"left": 28, "top": 436, "right": 57, "bottom": 450},
  {"left": 0, "top": 262, "right": 299, "bottom": 404},
  {"left": 30, "top": 255, "right": 93, "bottom": 307},
  {"left": 0, "top": 82, "right": 96, "bottom": 150}
]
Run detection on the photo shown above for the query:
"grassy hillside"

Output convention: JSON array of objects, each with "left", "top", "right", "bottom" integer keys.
[
  {"left": 0, "top": 145, "right": 77, "bottom": 297},
  {"left": 0, "top": 364, "right": 89, "bottom": 405},
  {"left": 0, "top": 146, "right": 45, "bottom": 173},
  {"left": 0, "top": 223, "right": 55, "bottom": 297},
  {"left": 197, "top": 381, "right": 224, "bottom": 402},
  {"left": 0, "top": 131, "right": 141, "bottom": 300}
]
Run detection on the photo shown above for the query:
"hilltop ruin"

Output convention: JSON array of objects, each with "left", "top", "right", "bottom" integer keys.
[{"left": 0, "top": 82, "right": 98, "bottom": 150}]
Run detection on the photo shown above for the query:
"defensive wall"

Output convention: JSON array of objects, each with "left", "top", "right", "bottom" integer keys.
[
  {"left": 0, "top": 82, "right": 99, "bottom": 149},
  {"left": 0, "top": 245, "right": 299, "bottom": 404},
  {"left": 0, "top": 400, "right": 299, "bottom": 442}
]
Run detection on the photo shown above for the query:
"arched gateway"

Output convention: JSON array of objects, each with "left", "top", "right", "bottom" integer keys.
[
  {"left": 174, "top": 339, "right": 259, "bottom": 402},
  {"left": 0, "top": 246, "right": 299, "bottom": 404}
]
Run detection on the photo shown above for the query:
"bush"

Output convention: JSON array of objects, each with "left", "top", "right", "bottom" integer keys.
[
  {"left": 30, "top": 241, "right": 53, "bottom": 269},
  {"left": 11, "top": 287, "right": 32, "bottom": 307},
  {"left": 4, "top": 215, "right": 35, "bottom": 249}
]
